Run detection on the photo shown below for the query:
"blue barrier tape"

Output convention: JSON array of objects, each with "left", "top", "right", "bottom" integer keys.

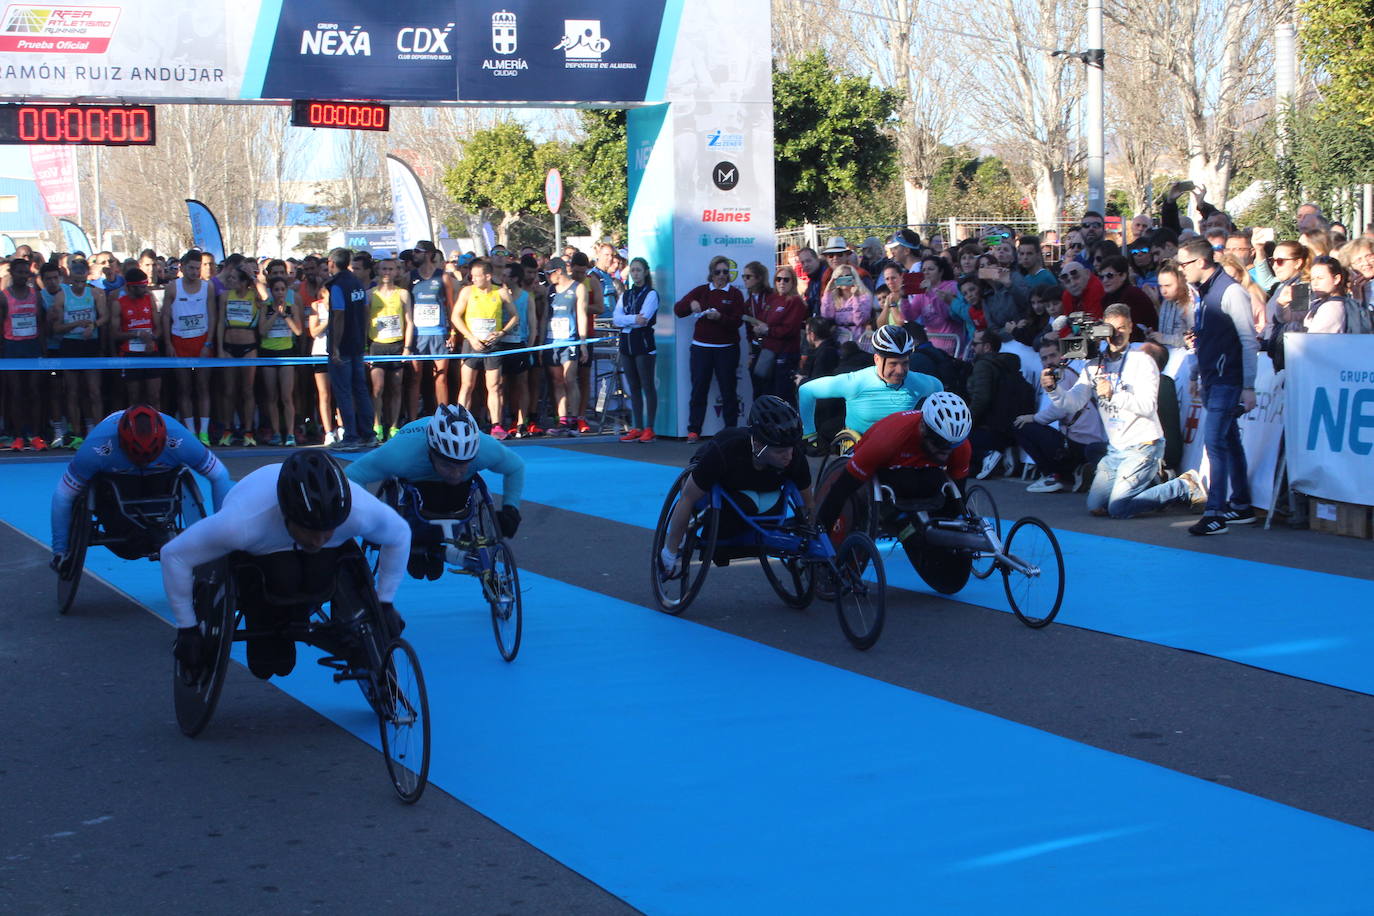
[{"left": 0, "top": 337, "right": 615, "bottom": 370}]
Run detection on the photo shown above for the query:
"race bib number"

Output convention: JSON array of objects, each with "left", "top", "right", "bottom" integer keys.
[
  {"left": 414, "top": 302, "right": 441, "bottom": 327},
  {"left": 469, "top": 317, "right": 497, "bottom": 338},
  {"left": 10, "top": 313, "right": 37, "bottom": 336},
  {"left": 266, "top": 318, "right": 293, "bottom": 338},
  {"left": 176, "top": 312, "right": 206, "bottom": 335},
  {"left": 550, "top": 316, "right": 572, "bottom": 340},
  {"left": 226, "top": 299, "right": 254, "bottom": 326},
  {"left": 127, "top": 337, "right": 146, "bottom": 352},
  {"left": 375, "top": 313, "right": 402, "bottom": 340}
]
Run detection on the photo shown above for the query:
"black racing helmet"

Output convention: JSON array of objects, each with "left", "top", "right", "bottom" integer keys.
[
  {"left": 749, "top": 395, "right": 802, "bottom": 447},
  {"left": 277, "top": 451, "right": 352, "bottom": 531}
]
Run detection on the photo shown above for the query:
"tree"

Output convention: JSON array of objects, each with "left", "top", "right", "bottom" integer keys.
[
  {"left": 441, "top": 121, "right": 547, "bottom": 248},
  {"left": 959, "top": 0, "right": 1084, "bottom": 231},
  {"left": 1106, "top": 0, "right": 1277, "bottom": 214},
  {"left": 926, "top": 152, "right": 1029, "bottom": 221},
  {"left": 1105, "top": 19, "right": 1179, "bottom": 216},
  {"left": 772, "top": 50, "right": 901, "bottom": 226},
  {"left": 565, "top": 109, "right": 627, "bottom": 242},
  {"left": 1300, "top": 0, "right": 1374, "bottom": 128}
]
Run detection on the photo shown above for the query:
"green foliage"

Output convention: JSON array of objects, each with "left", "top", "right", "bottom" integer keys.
[
  {"left": 1300, "top": 0, "right": 1374, "bottom": 127},
  {"left": 773, "top": 51, "right": 901, "bottom": 225},
  {"left": 1106, "top": 189, "right": 1132, "bottom": 217},
  {"left": 925, "top": 151, "right": 1027, "bottom": 220},
  {"left": 825, "top": 171, "right": 907, "bottom": 228},
  {"left": 566, "top": 109, "right": 628, "bottom": 238},
  {"left": 441, "top": 121, "right": 545, "bottom": 220}
]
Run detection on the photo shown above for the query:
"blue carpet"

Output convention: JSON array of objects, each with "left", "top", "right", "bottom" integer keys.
[{"left": 5, "top": 461, "right": 1374, "bottom": 912}]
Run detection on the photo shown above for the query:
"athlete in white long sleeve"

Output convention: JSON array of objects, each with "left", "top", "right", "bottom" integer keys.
[{"left": 161, "top": 451, "right": 410, "bottom": 679}]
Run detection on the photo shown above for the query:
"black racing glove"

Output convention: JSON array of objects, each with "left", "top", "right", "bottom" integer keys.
[
  {"left": 174, "top": 626, "right": 205, "bottom": 671},
  {"left": 50, "top": 552, "right": 65, "bottom": 574},
  {"left": 380, "top": 601, "right": 406, "bottom": 638},
  {"left": 496, "top": 504, "right": 521, "bottom": 539}
]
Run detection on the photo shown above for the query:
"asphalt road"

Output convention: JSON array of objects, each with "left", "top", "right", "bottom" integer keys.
[{"left": 3, "top": 438, "right": 1372, "bottom": 913}]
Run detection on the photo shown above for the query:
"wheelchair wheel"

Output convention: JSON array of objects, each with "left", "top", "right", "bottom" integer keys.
[
  {"left": 832, "top": 533, "right": 886, "bottom": 650},
  {"left": 471, "top": 478, "right": 502, "bottom": 547},
  {"left": 377, "top": 638, "right": 431, "bottom": 804},
  {"left": 174, "top": 561, "right": 238, "bottom": 737},
  {"left": 1001, "top": 517, "right": 1065, "bottom": 628},
  {"left": 649, "top": 469, "right": 718, "bottom": 615},
  {"left": 760, "top": 553, "right": 814, "bottom": 609},
  {"left": 485, "top": 541, "right": 523, "bottom": 661},
  {"left": 56, "top": 491, "right": 93, "bottom": 615},
  {"left": 964, "top": 484, "right": 1002, "bottom": 580},
  {"left": 171, "top": 468, "right": 208, "bottom": 536}
]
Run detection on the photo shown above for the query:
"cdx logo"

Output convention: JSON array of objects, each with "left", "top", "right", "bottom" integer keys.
[
  {"left": 397, "top": 23, "right": 454, "bottom": 54},
  {"left": 301, "top": 23, "right": 372, "bottom": 56}
]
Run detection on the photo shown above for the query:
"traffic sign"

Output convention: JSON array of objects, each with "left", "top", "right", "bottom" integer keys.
[{"left": 545, "top": 168, "right": 564, "bottom": 215}]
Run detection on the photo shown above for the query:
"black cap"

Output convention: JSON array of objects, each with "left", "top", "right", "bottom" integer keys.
[
  {"left": 414, "top": 240, "right": 439, "bottom": 253},
  {"left": 544, "top": 257, "right": 567, "bottom": 273},
  {"left": 124, "top": 268, "right": 148, "bottom": 284}
]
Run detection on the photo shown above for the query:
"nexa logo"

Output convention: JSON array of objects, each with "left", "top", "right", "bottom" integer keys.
[
  {"left": 397, "top": 24, "right": 453, "bottom": 54},
  {"left": 301, "top": 23, "right": 372, "bottom": 56}
]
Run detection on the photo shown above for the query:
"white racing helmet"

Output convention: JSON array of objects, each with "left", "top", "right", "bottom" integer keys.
[
  {"left": 872, "top": 324, "right": 915, "bottom": 357},
  {"left": 427, "top": 404, "right": 481, "bottom": 462},
  {"left": 921, "top": 391, "right": 972, "bottom": 446}
]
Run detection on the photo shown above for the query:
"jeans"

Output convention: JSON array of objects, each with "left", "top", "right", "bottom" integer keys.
[
  {"left": 1087, "top": 439, "right": 1189, "bottom": 518},
  {"left": 1201, "top": 383, "right": 1251, "bottom": 516},
  {"left": 1015, "top": 422, "right": 1107, "bottom": 480},
  {"left": 688, "top": 343, "right": 740, "bottom": 434},
  {"left": 328, "top": 354, "right": 375, "bottom": 442}
]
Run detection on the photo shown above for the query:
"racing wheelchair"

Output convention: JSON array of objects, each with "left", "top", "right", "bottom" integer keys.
[
  {"left": 817, "top": 444, "right": 1065, "bottom": 629},
  {"left": 650, "top": 468, "right": 888, "bottom": 650},
  {"left": 56, "top": 467, "right": 207, "bottom": 615},
  {"left": 173, "top": 542, "right": 432, "bottom": 803},
  {"left": 367, "top": 475, "right": 522, "bottom": 662}
]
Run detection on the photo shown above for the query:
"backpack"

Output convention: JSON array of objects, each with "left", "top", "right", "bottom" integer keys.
[{"left": 911, "top": 340, "right": 970, "bottom": 398}]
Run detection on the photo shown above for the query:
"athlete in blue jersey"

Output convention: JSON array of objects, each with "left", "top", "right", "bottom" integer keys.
[
  {"left": 50, "top": 405, "right": 233, "bottom": 559},
  {"left": 798, "top": 325, "right": 944, "bottom": 442}
]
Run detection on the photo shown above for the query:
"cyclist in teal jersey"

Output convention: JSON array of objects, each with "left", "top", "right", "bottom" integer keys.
[{"left": 798, "top": 325, "right": 944, "bottom": 446}]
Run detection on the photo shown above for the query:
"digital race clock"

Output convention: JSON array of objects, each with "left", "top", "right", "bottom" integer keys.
[
  {"left": 290, "top": 100, "right": 390, "bottom": 131},
  {"left": 0, "top": 104, "right": 156, "bottom": 146}
]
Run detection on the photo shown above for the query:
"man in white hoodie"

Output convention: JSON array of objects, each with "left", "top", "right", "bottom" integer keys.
[{"left": 1041, "top": 304, "right": 1206, "bottom": 518}]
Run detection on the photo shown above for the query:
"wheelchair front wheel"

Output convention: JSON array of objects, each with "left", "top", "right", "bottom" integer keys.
[
  {"left": 760, "top": 552, "right": 815, "bottom": 609},
  {"left": 174, "top": 562, "right": 238, "bottom": 737},
  {"left": 964, "top": 484, "right": 1001, "bottom": 580},
  {"left": 56, "top": 491, "right": 92, "bottom": 615},
  {"left": 377, "top": 638, "right": 431, "bottom": 804},
  {"left": 1002, "top": 517, "right": 1065, "bottom": 628},
  {"left": 485, "top": 541, "right": 523, "bottom": 661},
  {"left": 649, "top": 469, "right": 718, "bottom": 615},
  {"left": 832, "top": 533, "right": 886, "bottom": 650},
  {"left": 171, "top": 468, "right": 208, "bottom": 536}
]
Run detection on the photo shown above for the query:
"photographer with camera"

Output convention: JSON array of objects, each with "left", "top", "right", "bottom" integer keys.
[
  {"left": 1177, "top": 238, "right": 1259, "bottom": 535},
  {"left": 1016, "top": 339, "right": 1106, "bottom": 493},
  {"left": 1041, "top": 304, "right": 1206, "bottom": 519}
]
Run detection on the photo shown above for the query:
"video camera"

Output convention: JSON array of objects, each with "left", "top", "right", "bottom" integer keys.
[{"left": 1055, "top": 311, "right": 1113, "bottom": 362}]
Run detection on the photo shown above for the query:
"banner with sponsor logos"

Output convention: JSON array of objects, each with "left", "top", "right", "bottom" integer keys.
[
  {"left": 184, "top": 198, "right": 225, "bottom": 262},
  {"left": 0, "top": 0, "right": 688, "bottom": 103},
  {"left": 58, "top": 217, "right": 92, "bottom": 254},
  {"left": 28, "top": 146, "right": 78, "bottom": 216},
  {"left": 1283, "top": 334, "right": 1374, "bottom": 507},
  {"left": 385, "top": 153, "right": 430, "bottom": 250}
]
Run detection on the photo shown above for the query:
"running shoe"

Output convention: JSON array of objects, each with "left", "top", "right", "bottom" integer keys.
[
  {"left": 9, "top": 437, "right": 26, "bottom": 451},
  {"left": 977, "top": 450, "right": 1002, "bottom": 480},
  {"left": 243, "top": 433, "right": 258, "bottom": 448},
  {"left": 1026, "top": 475, "right": 1064, "bottom": 493},
  {"left": 29, "top": 436, "right": 48, "bottom": 452},
  {"left": 638, "top": 428, "right": 655, "bottom": 443},
  {"left": 67, "top": 436, "right": 84, "bottom": 450},
  {"left": 1222, "top": 506, "right": 1257, "bottom": 525},
  {"left": 687, "top": 432, "right": 700, "bottom": 443},
  {"left": 1188, "top": 516, "right": 1228, "bottom": 536},
  {"left": 374, "top": 424, "right": 386, "bottom": 442},
  {"left": 491, "top": 424, "right": 509, "bottom": 441},
  {"left": 525, "top": 422, "right": 545, "bottom": 437},
  {"left": 267, "top": 434, "right": 283, "bottom": 446},
  {"left": 576, "top": 417, "right": 592, "bottom": 434},
  {"left": 217, "top": 433, "right": 233, "bottom": 448},
  {"left": 197, "top": 432, "right": 211, "bottom": 447},
  {"left": 550, "top": 421, "right": 573, "bottom": 438},
  {"left": 619, "top": 428, "right": 642, "bottom": 442},
  {"left": 284, "top": 434, "right": 297, "bottom": 447},
  {"left": 0, "top": 436, "right": 12, "bottom": 448},
  {"left": 388, "top": 427, "right": 401, "bottom": 440}
]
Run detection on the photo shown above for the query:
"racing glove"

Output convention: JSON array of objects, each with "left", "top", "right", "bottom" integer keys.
[
  {"left": 496, "top": 504, "right": 522, "bottom": 539},
  {"left": 174, "top": 626, "right": 205, "bottom": 671},
  {"left": 380, "top": 601, "right": 406, "bottom": 638}
]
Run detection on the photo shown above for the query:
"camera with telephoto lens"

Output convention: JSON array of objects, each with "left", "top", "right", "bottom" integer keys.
[{"left": 1056, "top": 311, "right": 1113, "bottom": 363}]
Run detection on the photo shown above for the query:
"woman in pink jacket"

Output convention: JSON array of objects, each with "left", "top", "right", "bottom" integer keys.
[
  {"left": 820, "top": 264, "right": 875, "bottom": 350},
  {"left": 906, "top": 256, "right": 962, "bottom": 354}
]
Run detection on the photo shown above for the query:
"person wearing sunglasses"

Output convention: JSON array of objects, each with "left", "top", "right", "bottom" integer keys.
[
  {"left": 1126, "top": 237, "right": 1159, "bottom": 304},
  {"left": 740, "top": 262, "right": 805, "bottom": 403},
  {"left": 674, "top": 255, "right": 745, "bottom": 442},
  {"left": 1058, "top": 260, "right": 1104, "bottom": 320},
  {"left": 1098, "top": 255, "right": 1157, "bottom": 336}
]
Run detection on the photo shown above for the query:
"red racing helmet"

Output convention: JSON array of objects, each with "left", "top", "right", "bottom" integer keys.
[{"left": 116, "top": 405, "right": 167, "bottom": 466}]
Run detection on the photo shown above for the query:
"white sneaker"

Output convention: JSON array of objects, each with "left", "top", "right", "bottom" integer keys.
[
  {"left": 1178, "top": 470, "right": 1208, "bottom": 508},
  {"left": 977, "top": 450, "right": 1002, "bottom": 480},
  {"left": 1026, "top": 475, "right": 1065, "bottom": 494}
]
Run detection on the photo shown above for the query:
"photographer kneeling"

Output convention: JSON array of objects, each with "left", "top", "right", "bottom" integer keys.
[{"left": 1042, "top": 304, "right": 1204, "bottom": 517}]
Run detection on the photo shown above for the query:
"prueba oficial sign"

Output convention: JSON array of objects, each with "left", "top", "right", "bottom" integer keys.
[{"left": 1284, "top": 334, "right": 1374, "bottom": 506}]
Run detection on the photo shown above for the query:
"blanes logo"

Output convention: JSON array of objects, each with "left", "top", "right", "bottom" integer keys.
[
  {"left": 702, "top": 208, "right": 751, "bottom": 224},
  {"left": 301, "top": 23, "right": 371, "bottom": 56},
  {"left": 396, "top": 23, "right": 453, "bottom": 60},
  {"left": 0, "top": 4, "right": 120, "bottom": 53}
]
